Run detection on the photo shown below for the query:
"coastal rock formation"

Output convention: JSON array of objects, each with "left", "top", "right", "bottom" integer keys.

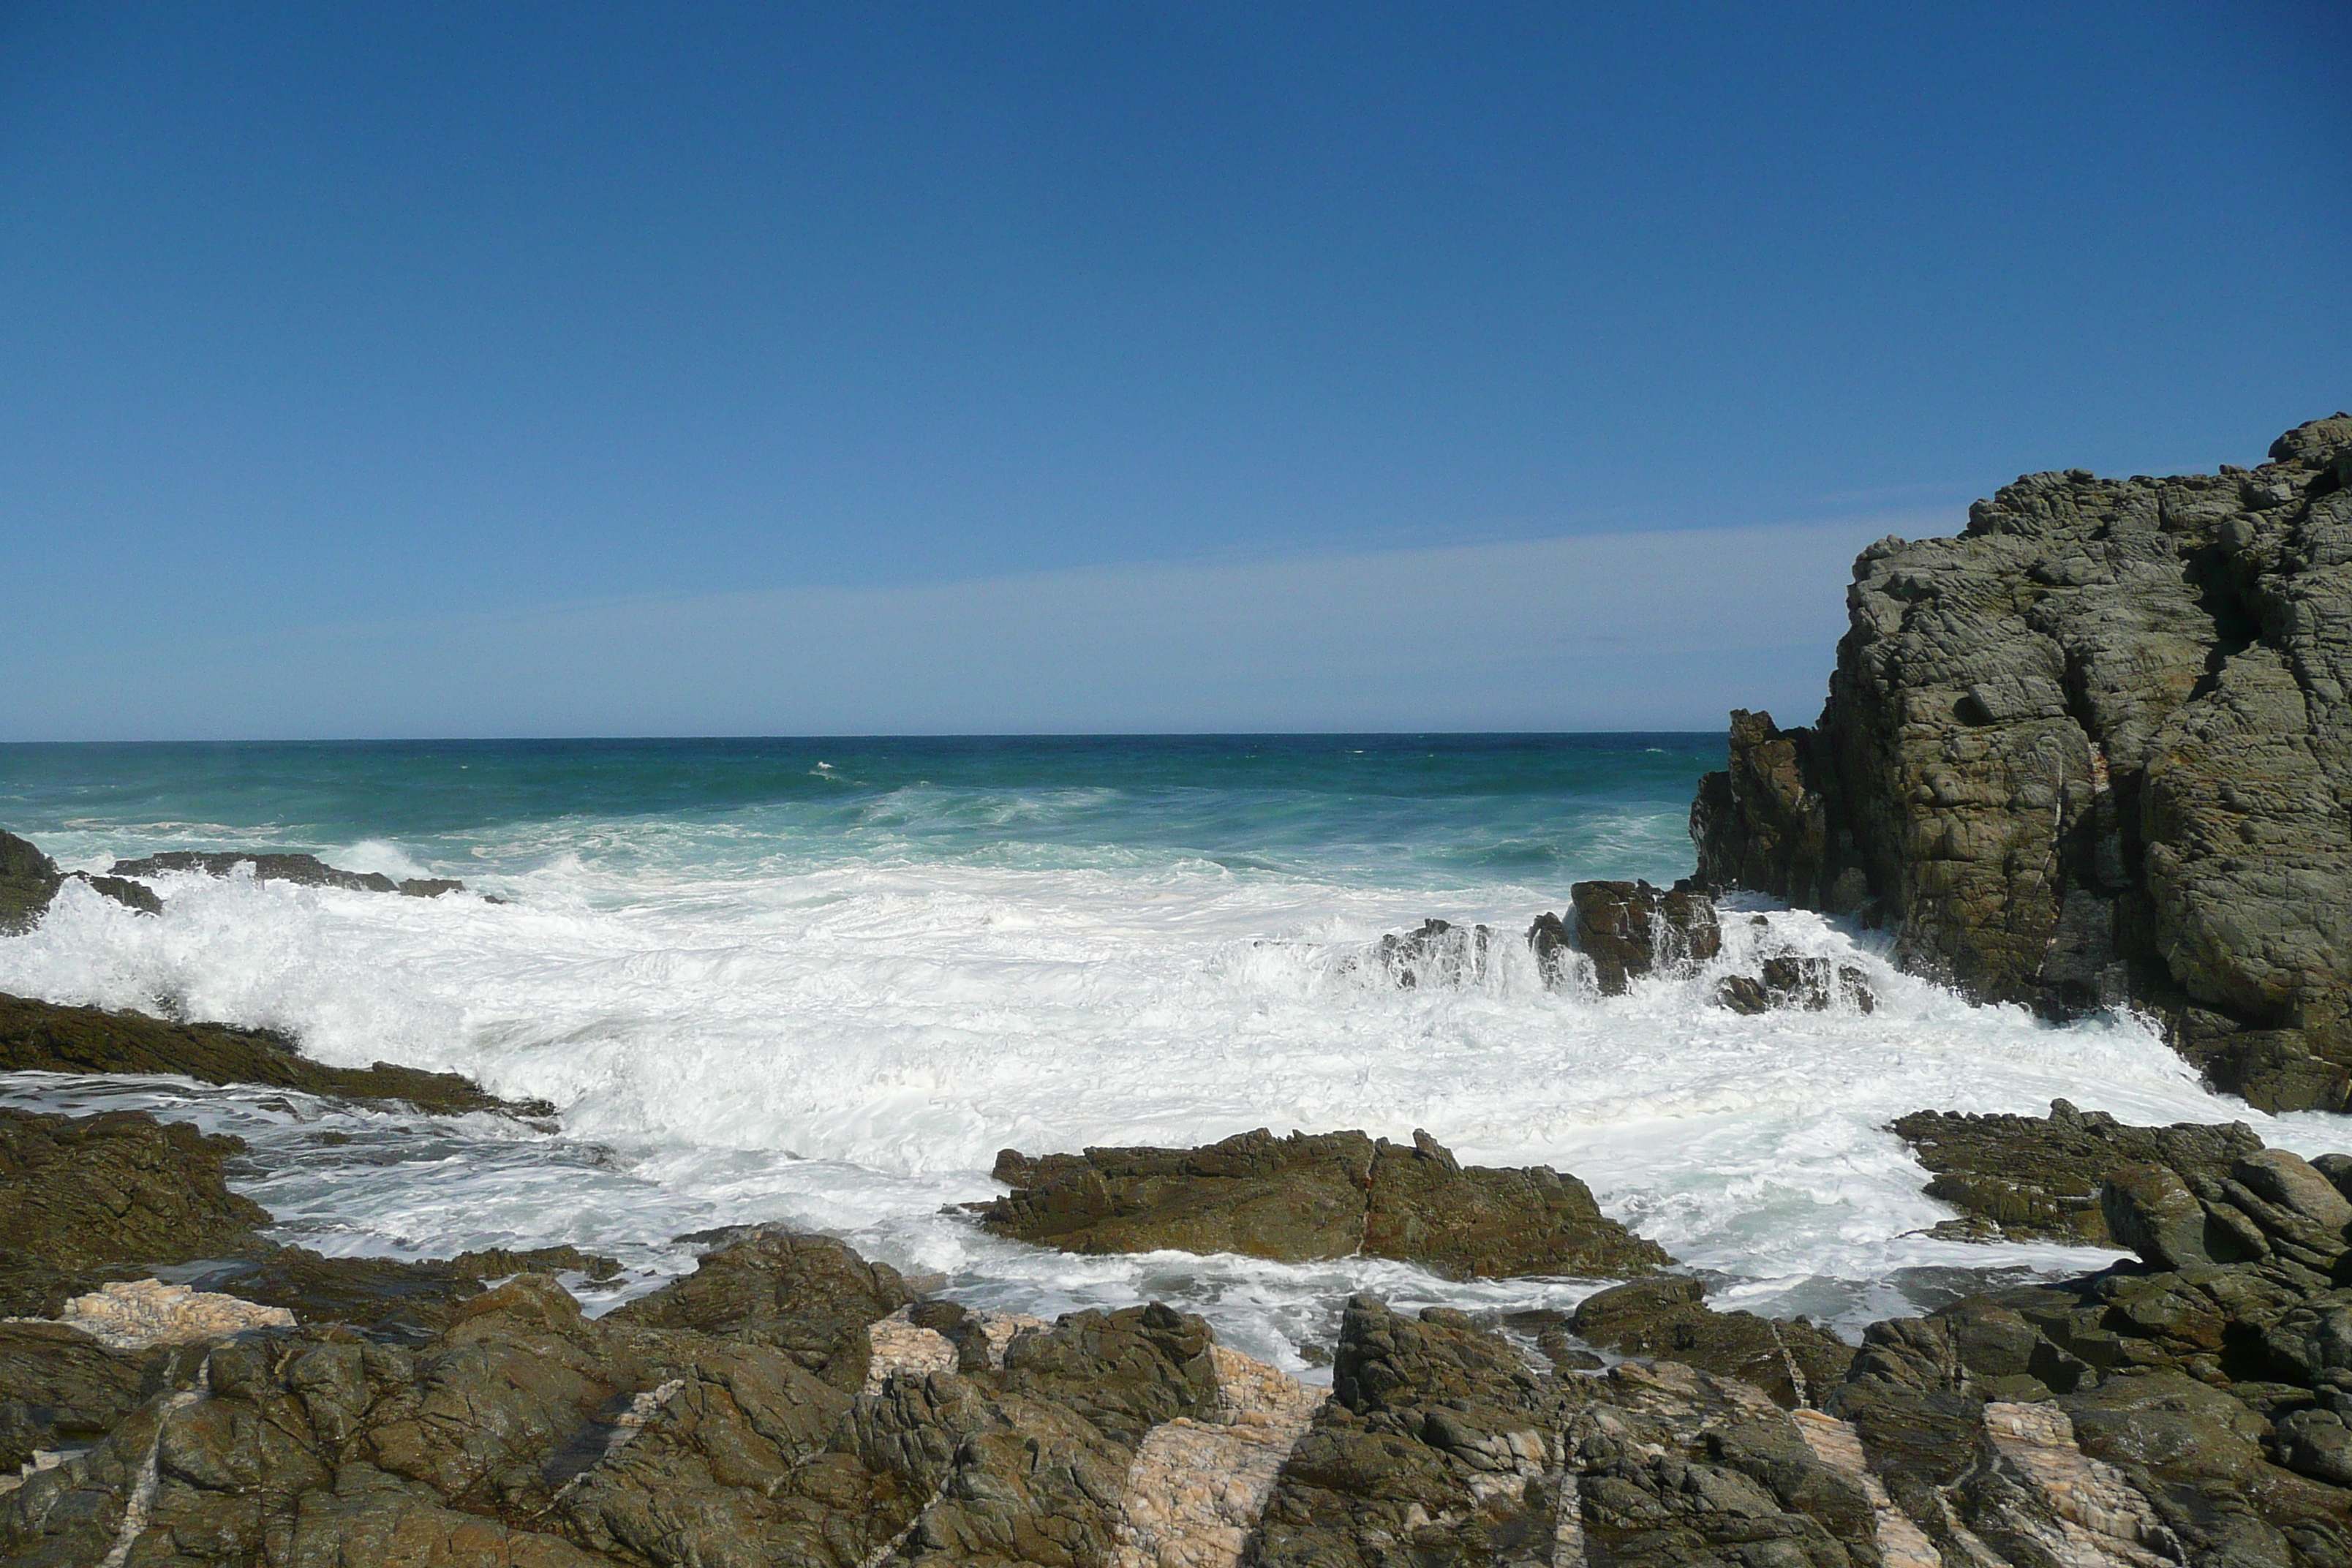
[
  {"left": 1568, "top": 1276, "right": 1856, "bottom": 1410},
  {"left": 1692, "top": 415, "right": 2352, "bottom": 1112},
  {"left": 1561, "top": 879, "right": 1720, "bottom": 996},
  {"left": 1893, "top": 1098, "right": 2266, "bottom": 1244},
  {"left": 0, "top": 992, "right": 549, "bottom": 1117},
  {"left": 0, "top": 1221, "right": 1324, "bottom": 1568},
  {"left": 0, "top": 832, "right": 159, "bottom": 932},
  {"left": 0, "top": 1109, "right": 269, "bottom": 1308},
  {"left": 979, "top": 1127, "right": 1673, "bottom": 1280},
  {"left": 1356, "top": 919, "right": 1497, "bottom": 988},
  {"left": 108, "top": 849, "right": 466, "bottom": 898}
]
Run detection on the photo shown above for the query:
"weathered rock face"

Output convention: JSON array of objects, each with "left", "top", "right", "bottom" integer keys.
[
  {"left": 979, "top": 1127, "right": 1673, "bottom": 1281},
  {"left": 108, "top": 848, "right": 466, "bottom": 898},
  {"left": 0, "top": 1224, "right": 1317, "bottom": 1568},
  {"left": 1893, "top": 1097, "right": 2268, "bottom": 1245},
  {"left": 1693, "top": 415, "right": 2352, "bottom": 1112},
  {"left": 0, "top": 992, "right": 547, "bottom": 1117}
]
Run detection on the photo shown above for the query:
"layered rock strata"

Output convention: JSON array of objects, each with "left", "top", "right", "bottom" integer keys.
[
  {"left": 1692, "top": 415, "right": 2352, "bottom": 1112},
  {"left": 979, "top": 1127, "right": 1673, "bottom": 1280},
  {"left": 107, "top": 850, "right": 466, "bottom": 899},
  {"left": 0, "top": 992, "right": 548, "bottom": 1118}
]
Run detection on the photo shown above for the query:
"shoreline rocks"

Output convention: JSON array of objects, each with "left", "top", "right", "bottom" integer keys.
[
  {"left": 977, "top": 1127, "right": 1675, "bottom": 1281},
  {"left": 1893, "top": 1098, "right": 2267, "bottom": 1245},
  {"left": 106, "top": 850, "right": 467, "bottom": 900},
  {"left": 0, "top": 992, "right": 549, "bottom": 1119},
  {"left": 1692, "top": 415, "right": 2352, "bottom": 1112}
]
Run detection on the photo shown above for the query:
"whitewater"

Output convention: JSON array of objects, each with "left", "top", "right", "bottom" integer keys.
[{"left": 3, "top": 735, "right": 2341, "bottom": 1375}]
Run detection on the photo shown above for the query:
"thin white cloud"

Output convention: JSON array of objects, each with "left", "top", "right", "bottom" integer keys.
[{"left": 15, "top": 513, "right": 1951, "bottom": 738}]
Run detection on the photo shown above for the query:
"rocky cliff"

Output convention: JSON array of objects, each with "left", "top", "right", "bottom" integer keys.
[{"left": 1693, "top": 414, "right": 2352, "bottom": 1112}]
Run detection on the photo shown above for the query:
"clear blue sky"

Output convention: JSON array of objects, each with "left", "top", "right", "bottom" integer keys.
[{"left": 5, "top": 1, "right": 2346, "bottom": 739}]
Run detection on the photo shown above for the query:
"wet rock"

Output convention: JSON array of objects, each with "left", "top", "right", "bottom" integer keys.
[
  {"left": 1892, "top": 1097, "right": 2266, "bottom": 1244},
  {"left": 108, "top": 849, "right": 467, "bottom": 898},
  {"left": 1691, "top": 416, "right": 2352, "bottom": 1112},
  {"left": 1569, "top": 1276, "right": 1855, "bottom": 1410},
  {"left": 978, "top": 1127, "right": 1672, "bottom": 1280},
  {"left": 0, "top": 1109, "right": 268, "bottom": 1309},
  {"left": 1716, "top": 954, "right": 1877, "bottom": 1015},
  {"left": 1357, "top": 918, "right": 1497, "bottom": 988},
  {"left": 0, "top": 992, "right": 548, "bottom": 1117},
  {"left": 0, "top": 831, "right": 162, "bottom": 932},
  {"left": 1564, "top": 878, "right": 1721, "bottom": 995}
]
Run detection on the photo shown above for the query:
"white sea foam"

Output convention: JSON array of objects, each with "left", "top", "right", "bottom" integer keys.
[{"left": 5, "top": 817, "right": 2345, "bottom": 1371}]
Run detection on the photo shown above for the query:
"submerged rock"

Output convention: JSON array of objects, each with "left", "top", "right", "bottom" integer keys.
[
  {"left": 1717, "top": 954, "right": 1877, "bottom": 1015},
  {"left": 1892, "top": 1097, "right": 2266, "bottom": 1244},
  {"left": 1692, "top": 415, "right": 2352, "bottom": 1112},
  {"left": 1356, "top": 918, "right": 1497, "bottom": 988},
  {"left": 0, "top": 992, "right": 549, "bottom": 1117},
  {"left": 978, "top": 1126, "right": 1673, "bottom": 1280},
  {"left": 108, "top": 848, "right": 467, "bottom": 897}
]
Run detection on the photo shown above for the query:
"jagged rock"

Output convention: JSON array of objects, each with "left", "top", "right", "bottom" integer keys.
[
  {"left": 108, "top": 849, "right": 467, "bottom": 898},
  {"left": 1892, "top": 1097, "right": 2266, "bottom": 1243},
  {"left": 0, "top": 1222, "right": 1308, "bottom": 1568},
  {"left": 978, "top": 1127, "right": 1672, "bottom": 1280},
  {"left": 1563, "top": 879, "right": 1721, "bottom": 995},
  {"left": 44, "top": 1280, "right": 294, "bottom": 1352},
  {"left": 1569, "top": 1277, "right": 1855, "bottom": 1410},
  {"left": 0, "top": 830, "right": 162, "bottom": 932},
  {"left": 606, "top": 1226, "right": 916, "bottom": 1391},
  {"left": 1692, "top": 415, "right": 2352, "bottom": 1112},
  {"left": 0, "top": 992, "right": 547, "bottom": 1117}
]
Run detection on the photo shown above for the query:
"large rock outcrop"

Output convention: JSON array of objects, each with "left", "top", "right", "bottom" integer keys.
[
  {"left": 979, "top": 1127, "right": 1673, "bottom": 1281},
  {"left": 1693, "top": 415, "right": 2352, "bottom": 1111}
]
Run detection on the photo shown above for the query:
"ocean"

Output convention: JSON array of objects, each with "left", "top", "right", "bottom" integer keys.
[{"left": 1, "top": 734, "right": 2334, "bottom": 1373}]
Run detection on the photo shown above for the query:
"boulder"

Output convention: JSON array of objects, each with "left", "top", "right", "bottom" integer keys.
[
  {"left": 0, "top": 1109, "right": 268, "bottom": 1303},
  {"left": 1691, "top": 416, "right": 2352, "bottom": 1111},
  {"left": 1357, "top": 918, "right": 1498, "bottom": 988},
  {"left": 976, "top": 1126, "right": 1672, "bottom": 1280}
]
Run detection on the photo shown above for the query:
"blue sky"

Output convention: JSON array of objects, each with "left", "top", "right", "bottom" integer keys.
[{"left": 4, "top": 1, "right": 2346, "bottom": 738}]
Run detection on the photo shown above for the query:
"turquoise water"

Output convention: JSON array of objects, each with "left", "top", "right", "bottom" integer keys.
[
  {"left": 0, "top": 734, "right": 1719, "bottom": 890},
  {"left": 1, "top": 732, "right": 2325, "bottom": 1366}
]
